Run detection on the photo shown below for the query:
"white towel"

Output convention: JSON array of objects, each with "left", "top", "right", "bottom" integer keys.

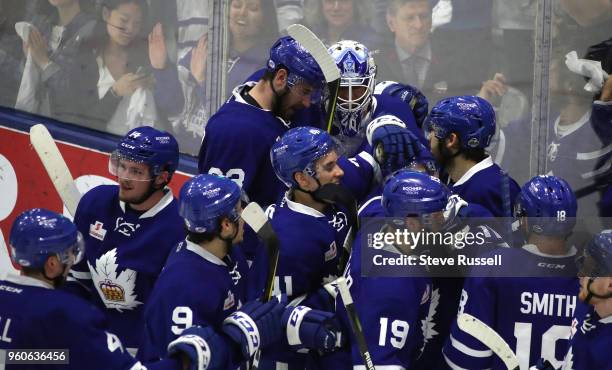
[{"left": 565, "top": 50, "right": 610, "bottom": 93}]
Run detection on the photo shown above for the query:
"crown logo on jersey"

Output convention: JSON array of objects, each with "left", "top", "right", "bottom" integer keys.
[
  {"left": 88, "top": 248, "right": 143, "bottom": 312},
  {"left": 99, "top": 279, "right": 126, "bottom": 302}
]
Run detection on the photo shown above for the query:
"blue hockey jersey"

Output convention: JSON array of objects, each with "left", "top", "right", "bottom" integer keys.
[
  {"left": 138, "top": 240, "right": 248, "bottom": 367},
  {"left": 449, "top": 156, "right": 520, "bottom": 218},
  {"left": 69, "top": 185, "right": 185, "bottom": 349},
  {"left": 0, "top": 274, "right": 182, "bottom": 370},
  {"left": 561, "top": 302, "right": 612, "bottom": 370},
  {"left": 337, "top": 234, "right": 432, "bottom": 369},
  {"left": 253, "top": 192, "right": 352, "bottom": 302},
  {"left": 198, "top": 82, "right": 291, "bottom": 207},
  {"left": 443, "top": 246, "right": 579, "bottom": 370}
]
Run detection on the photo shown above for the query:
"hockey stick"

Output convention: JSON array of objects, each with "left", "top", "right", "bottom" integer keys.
[
  {"left": 30, "top": 124, "right": 81, "bottom": 218},
  {"left": 287, "top": 24, "right": 340, "bottom": 134},
  {"left": 240, "top": 202, "right": 280, "bottom": 302},
  {"left": 240, "top": 202, "right": 281, "bottom": 369},
  {"left": 457, "top": 313, "right": 519, "bottom": 370},
  {"left": 337, "top": 277, "right": 376, "bottom": 370}
]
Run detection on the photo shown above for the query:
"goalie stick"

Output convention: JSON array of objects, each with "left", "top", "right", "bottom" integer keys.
[
  {"left": 457, "top": 313, "right": 520, "bottom": 370},
  {"left": 287, "top": 24, "right": 340, "bottom": 134},
  {"left": 337, "top": 277, "right": 376, "bottom": 370},
  {"left": 30, "top": 124, "right": 81, "bottom": 218}
]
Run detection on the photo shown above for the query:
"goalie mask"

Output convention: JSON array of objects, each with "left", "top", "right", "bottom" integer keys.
[{"left": 329, "top": 40, "right": 377, "bottom": 138}]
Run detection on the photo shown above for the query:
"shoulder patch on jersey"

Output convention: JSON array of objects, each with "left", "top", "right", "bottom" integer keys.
[
  {"left": 89, "top": 221, "right": 107, "bottom": 241},
  {"left": 324, "top": 241, "right": 338, "bottom": 262},
  {"left": 223, "top": 290, "right": 236, "bottom": 310},
  {"left": 88, "top": 248, "right": 143, "bottom": 311}
]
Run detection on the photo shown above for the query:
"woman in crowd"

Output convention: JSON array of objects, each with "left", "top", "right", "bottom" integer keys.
[
  {"left": 88, "top": 0, "right": 156, "bottom": 135},
  {"left": 19, "top": 0, "right": 97, "bottom": 123},
  {"left": 304, "top": 0, "right": 380, "bottom": 47}
]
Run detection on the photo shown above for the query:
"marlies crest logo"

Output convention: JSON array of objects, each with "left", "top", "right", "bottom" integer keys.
[
  {"left": 115, "top": 217, "right": 140, "bottom": 237},
  {"left": 329, "top": 212, "right": 348, "bottom": 232},
  {"left": 88, "top": 248, "right": 142, "bottom": 312}
]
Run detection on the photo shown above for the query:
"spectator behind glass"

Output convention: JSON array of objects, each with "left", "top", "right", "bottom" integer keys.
[
  {"left": 0, "top": 0, "right": 27, "bottom": 107},
  {"left": 17, "top": 0, "right": 97, "bottom": 123},
  {"left": 375, "top": 0, "right": 489, "bottom": 100},
  {"left": 303, "top": 0, "right": 380, "bottom": 47},
  {"left": 501, "top": 45, "right": 612, "bottom": 222},
  {"left": 88, "top": 0, "right": 158, "bottom": 135},
  {"left": 146, "top": 0, "right": 279, "bottom": 155}
]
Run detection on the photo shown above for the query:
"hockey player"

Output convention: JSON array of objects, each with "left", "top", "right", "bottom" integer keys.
[
  {"left": 326, "top": 40, "right": 428, "bottom": 157},
  {"left": 198, "top": 35, "right": 327, "bottom": 208},
  {"left": 425, "top": 95, "right": 521, "bottom": 218},
  {"left": 374, "top": 80, "right": 430, "bottom": 129},
  {"left": 139, "top": 174, "right": 340, "bottom": 369},
  {"left": 559, "top": 230, "right": 612, "bottom": 370},
  {"left": 443, "top": 175, "right": 580, "bottom": 370},
  {"left": 68, "top": 126, "right": 185, "bottom": 352},
  {"left": 0, "top": 208, "right": 215, "bottom": 370},
  {"left": 335, "top": 170, "right": 438, "bottom": 369}
]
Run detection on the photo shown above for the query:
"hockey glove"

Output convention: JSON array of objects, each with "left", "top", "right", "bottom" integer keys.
[
  {"left": 168, "top": 325, "right": 222, "bottom": 370},
  {"left": 221, "top": 297, "right": 285, "bottom": 360},
  {"left": 366, "top": 119, "right": 419, "bottom": 177},
  {"left": 282, "top": 305, "right": 342, "bottom": 353}
]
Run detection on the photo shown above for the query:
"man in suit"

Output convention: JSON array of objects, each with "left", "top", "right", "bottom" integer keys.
[{"left": 374, "top": 0, "right": 490, "bottom": 100}]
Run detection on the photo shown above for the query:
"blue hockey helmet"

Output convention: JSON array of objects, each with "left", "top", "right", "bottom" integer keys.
[
  {"left": 577, "top": 230, "right": 612, "bottom": 277},
  {"left": 110, "top": 126, "right": 180, "bottom": 180},
  {"left": 270, "top": 126, "right": 338, "bottom": 188},
  {"left": 328, "top": 40, "right": 377, "bottom": 138},
  {"left": 374, "top": 80, "right": 429, "bottom": 128},
  {"left": 513, "top": 175, "right": 577, "bottom": 236},
  {"left": 9, "top": 208, "right": 84, "bottom": 269},
  {"left": 425, "top": 95, "right": 495, "bottom": 149},
  {"left": 382, "top": 169, "right": 450, "bottom": 220},
  {"left": 267, "top": 36, "right": 326, "bottom": 89},
  {"left": 179, "top": 174, "right": 242, "bottom": 234}
]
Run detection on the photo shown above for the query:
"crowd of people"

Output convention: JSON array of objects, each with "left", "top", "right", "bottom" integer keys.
[{"left": 1, "top": 0, "right": 612, "bottom": 369}]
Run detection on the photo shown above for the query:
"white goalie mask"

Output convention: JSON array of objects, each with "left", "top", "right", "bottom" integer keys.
[{"left": 328, "top": 40, "right": 377, "bottom": 138}]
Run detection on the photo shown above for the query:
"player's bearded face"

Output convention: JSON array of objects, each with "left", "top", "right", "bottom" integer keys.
[{"left": 277, "top": 82, "right": 315, "bottom": 120}]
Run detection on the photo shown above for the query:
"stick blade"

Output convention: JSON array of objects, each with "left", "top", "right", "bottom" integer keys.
[
  {"left": 29, "top": 124, "right": 81, "bottom": 218},
  {"left": 457, "top": 313, "right": 520, "bottom": 370},
  {"left": 241, "top": 202, "right": 268, "bottom": 233},
  {"left": 287, "top": 24, "right": 340, "bottom": 82}
]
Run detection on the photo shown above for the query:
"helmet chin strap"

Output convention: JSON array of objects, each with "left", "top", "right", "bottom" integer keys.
[
  {"left": 219, "top": 219, "right": 240, "bottom": 253},
  {"left": 584, "top": 277, "right": 612, "bottom": 303},
  {"left": 43, "top": 262, "right": 69, "bottom": 288},
  {"left": 270, "top": 77, "right": 290, "bottom": 117}
]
